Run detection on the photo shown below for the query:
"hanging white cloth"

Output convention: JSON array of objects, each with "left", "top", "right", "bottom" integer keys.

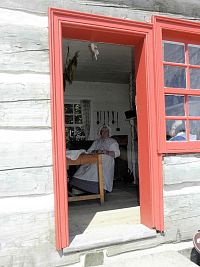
[{"left": 72, "top": 137, "right": 120, "bottom": 192}]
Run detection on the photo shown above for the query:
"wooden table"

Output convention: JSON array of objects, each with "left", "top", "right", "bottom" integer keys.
[{"left": 67, "top": 153, "right": 104, "bottom": 204}]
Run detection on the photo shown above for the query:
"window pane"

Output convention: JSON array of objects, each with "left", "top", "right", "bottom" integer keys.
[
  {"left": 64, "top": 104, "right": 73, "bottom": 114},
  {"left": 189, "top": 120, "right": 200, "bottom": 140},
  {"left": 75, "top": 127, "right": 85, "bottom": 140},
  {"left": 65, "top": 115, "right": 73, "bottom": 124},
  {"left": 189, "top": 45, "right": 200, "bottom": 66},
  {"left": 163, "top": 42, "right": 185, "bottom": 63},
  {"left": 188, "top": 96, "right": 200, "bottom": 116},
  {"left": 190, "top": 68, "right": 200, "bottom": 89},
  {"left": 74, "top": 104, "right": 81, "bottom": 114},
  {"left": 166, "top": 120, "right": 186, "bottom": 141},
  {"left": 165, "top": 95, "right": 185, "bottom": 116},
  {"left": 66, "top": 127, "right": 75, "bottom": 139},
  {"left": 164, "top": 66, "right": 186, "bottom": 88},
  {"left": 75, "top": 115, "right": 82, "bottom": 124}
]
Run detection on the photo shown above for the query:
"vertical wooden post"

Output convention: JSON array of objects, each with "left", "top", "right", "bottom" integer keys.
[{"left": 97, "top": 154, "right": 104, "bottom": 204}]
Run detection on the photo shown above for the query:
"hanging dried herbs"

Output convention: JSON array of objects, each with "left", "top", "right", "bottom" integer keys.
[{"left": 63, "top": 46, "right": 79, "bottom": 90}]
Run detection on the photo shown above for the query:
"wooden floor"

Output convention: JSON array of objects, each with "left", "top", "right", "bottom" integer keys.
[{"left": 68, "top": 181, "right": 140, "bottom": 241}]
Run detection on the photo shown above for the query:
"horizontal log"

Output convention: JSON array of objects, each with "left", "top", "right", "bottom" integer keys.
[
  {"left": 0, "top": 0, "right": 200, "bottom": 18},
  {"left": 164, "top": 187, "right": 200, "bottom": 222},
  {"left": 0, "top": 100, "right": 51, "bottom": 127},
  {"left": 89, "top": 0, "right": 200, "bottom": 18},
  {"left": 0, "top": 195, "right": 55, "bottom": 251},
  {"left": 0, "top": 24, "right": 49, "bottom": 73},
  {"left": 0, "top": 166, "right": 53, "bottom": 197},
  {"left": 0, "top": 8, "right": 48, "bottom": 26},
  {"left": 0, "top": 129, "right": 52, "bottom": 170},
  {"left": 164, "top": 187, "right": 200, "bottom": 241},
  {"left": 0, "top": 4, "right": 153, "bottom": 25},
  {"left": 163, "top": 155, "right": 200, "bottom": 185},
  {"left": 0, "top": 194, "right": 80, "bottom": 266},
  {"left": 163, "top": 154, "right": 200, "bottom": 165},
  {"left": 164, "top": 216, "right": 200, "bottom": 242},
  {"left": 0, "top": 74, "right": 50, "bottom": 101}
]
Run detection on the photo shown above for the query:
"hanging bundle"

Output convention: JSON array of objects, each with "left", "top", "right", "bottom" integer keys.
[
  {"left": 63, "top": 46, "right": 79, "bottom": 90},
  {"left": 88, "top": 43, "right": 99, "bottom": 61}
]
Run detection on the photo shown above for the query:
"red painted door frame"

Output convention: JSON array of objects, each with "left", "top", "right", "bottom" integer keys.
[{"left": 48, "top": 8, "right": 163, "bottom": 249}]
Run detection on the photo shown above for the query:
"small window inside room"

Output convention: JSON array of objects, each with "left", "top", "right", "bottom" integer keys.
[
  {"left": 65, "top": 102, "right": 86, "bottom": 142},
  {"left": 163, "top": 41, "right": 200, "bottom": 143}
]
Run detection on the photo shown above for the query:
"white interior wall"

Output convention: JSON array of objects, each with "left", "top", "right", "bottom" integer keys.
[{"left": 64, "top": 81, "right": 135, "bottom": 172}]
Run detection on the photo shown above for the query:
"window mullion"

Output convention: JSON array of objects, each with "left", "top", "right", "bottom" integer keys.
[
  {"left": 185, "top": 95, "right": 189, "bottom": 140},
  {"left": 185, "top": 43, "right": 190, "bottom": 141},
  {"left": 185, "top": 43, "right": 190, "bottom": 90}
]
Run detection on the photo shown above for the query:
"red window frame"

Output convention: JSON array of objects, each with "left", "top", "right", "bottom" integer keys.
[{"left": 153, "top": 16, "right": 200, "bottom": 153}]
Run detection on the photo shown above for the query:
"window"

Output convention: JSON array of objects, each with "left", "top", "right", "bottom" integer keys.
[
  {"left": 163, "top": 41, "right": 200, "bottom": 142},
  {"left": 64, "top": 103, "right": 85, "bottom": 141}
]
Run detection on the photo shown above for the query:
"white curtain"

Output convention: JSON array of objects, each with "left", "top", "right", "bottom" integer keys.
[{"left": 80, "top": 100, "right": 91, "bottom": 140}]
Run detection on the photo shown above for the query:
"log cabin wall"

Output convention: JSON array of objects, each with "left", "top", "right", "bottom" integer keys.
[
  {"left": 163, "top": 154, "right": 200, "bottom": 242},
  {"left": 0, "top": 1, "right": 200, "bottom": 266}
]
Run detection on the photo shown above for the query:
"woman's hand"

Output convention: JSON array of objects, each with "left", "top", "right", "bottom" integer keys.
[{"left": 104, "top": 150, "right": 115, "bottom": 157}]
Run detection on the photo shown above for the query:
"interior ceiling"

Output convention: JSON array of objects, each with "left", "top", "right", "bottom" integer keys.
[{"left": 62, "top": 39, "right": 134, "bottom": 84}]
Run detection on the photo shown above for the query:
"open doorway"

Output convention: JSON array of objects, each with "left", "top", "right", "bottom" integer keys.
[
  {"left": 49, "top": 8, "right": 163, "bottom": 249},
  {"left": 63, "top": 40, "right": 140, "bottom": 243}
]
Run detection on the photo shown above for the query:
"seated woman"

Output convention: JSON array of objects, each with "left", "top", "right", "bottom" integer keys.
[{"left": 69, "top": 125, "right": 120, "bottom": 194}]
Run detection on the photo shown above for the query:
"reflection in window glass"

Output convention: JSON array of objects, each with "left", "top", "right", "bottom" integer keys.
[
  {"left": 74, "top": 104, "right": 81, "bottom": 114},
  {"left": 189, "top": 120, "right": 200, "bottom": 140},
  {"left": 163, "top": 42, "right": 185, "bottom": 63},
  {"left": 66, "top": 127, "right": 74, "bottom": 139},
  {"left": 164, "top": 66, "right": 186, "bottom": 88},
  {"left": 75, "top": 115, "right": 82, "bottom": 124},
  {"left": 65, "top": 115, "right": 73, "bottom": 124},
  {"left": 65, "top": 104, "right": 73, "bottom": 114},
  {"left": 190, "top": 68, "right": 200, "bottom": 89},
  {"left": 189, "top": 45, "right": 200, "bottom": 66},
  {"left": 165, "top": 95, "right": 185, "bottom": 116},
  {"left": 75, "top": 127, "right": 85, "bottom": 140},
  {"left": 166, "top": 120, "right": 186, "bottom": 141},
  {"left": 188, "top": 96, "right": 200, "bottom": 116}
]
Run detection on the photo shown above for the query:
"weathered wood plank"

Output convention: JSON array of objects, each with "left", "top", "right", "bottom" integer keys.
[
  {"left": 0, "top": 0, "right": 200, "bottom": 18},
  {"left": 0, "top": 194, "right": 80, "bottom": 266},
  {"left": 0, "top": 100, "right": 51, "bottom": 127},
  {"left": 0, "top": 166, "right": 53, "bottom": 197},
  {"left": 164, "top": 187, "right": 200, "bottom": 222},
  {"left": 0, "top": 74, "right": 50, "bottom": 102},
  {"left": 0, "top": 24, "right": 48, "bottom": 52},
  {"left": 89, "top": 0, "right": 200, "bottom": 18},
  {"left": 0, "top": 195, "right": 54, "bottom": 244},
  {"left": 164, "top": 187, "right": 200, "bottom": 241},
  {"left": 163, "top": 154, "right": 200, "bottom": 185},
  {"left": 163, "top": 154, "right": 200, "bottom": 165},
  {"left": 0, "top": 24, "right": 49, "bottom": 73},
  {"left": 0, "top": 8, "right": 48, "bottom": 26},
  {"left": 0, "top": 129, "right": 52, "bottom": 170},
  {"left": 0, "top": 4, "right": 153, "bottom": 25},
  {"left": 164, "top": 216, "right": 200, "bottom": 242}
]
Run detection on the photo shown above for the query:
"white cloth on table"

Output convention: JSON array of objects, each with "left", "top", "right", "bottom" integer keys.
[
  {"left": 66, "top": 149, "right": 86, "bottom": 160},
  {"left": 73, "top": 137, "right": 120, "bottom": 192}
]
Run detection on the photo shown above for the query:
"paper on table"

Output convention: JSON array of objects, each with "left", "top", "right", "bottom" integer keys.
[{"left": 66, "top": 149, "right": 87, "bottom": 160}]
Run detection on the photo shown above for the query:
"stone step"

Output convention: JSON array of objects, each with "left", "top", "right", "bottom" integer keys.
[
  {"left": 64, "top": 224, "right": 156, "bottom": 254},
  {"left": 100, "top": 250, "right": 197, "bottom": 267}
]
